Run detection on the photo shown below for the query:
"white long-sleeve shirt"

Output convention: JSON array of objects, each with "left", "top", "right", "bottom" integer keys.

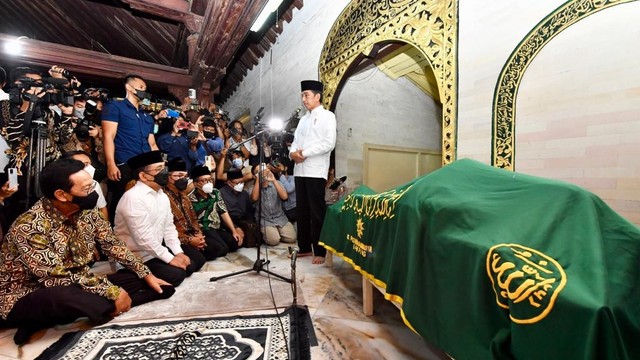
[
  {"left": 114, "top": 181, "right": 183, "bottom": 263},
  {"left": 289, "top": 105, "right": 336, "bottom": 179}
]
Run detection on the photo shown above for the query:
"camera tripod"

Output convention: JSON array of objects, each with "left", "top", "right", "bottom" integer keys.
[
  {"left": 210, "top": 128, "right": 291, "bottom": 284},
  {"left": 23, "top": 97, "right": 48, "bottom": 210}
]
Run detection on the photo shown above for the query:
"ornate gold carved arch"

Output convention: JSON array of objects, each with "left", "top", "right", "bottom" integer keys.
[
  {"left": 492, "top": 0, "right": 637, "bottom": 171},
  {"left": 318, "top": 0, "right": 459, "bottom": 166}
]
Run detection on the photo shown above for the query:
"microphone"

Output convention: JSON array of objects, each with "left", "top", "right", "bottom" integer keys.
[
  {"left": 289, "top": 246, "right": 299, "bottom": 268},
  {"left": 44, "top": 77, "right": 70, "bottom": 86}
]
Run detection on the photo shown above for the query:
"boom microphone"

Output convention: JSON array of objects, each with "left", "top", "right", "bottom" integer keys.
[{"left": 44, "top": 77, "right": 70, "bottom": 86}]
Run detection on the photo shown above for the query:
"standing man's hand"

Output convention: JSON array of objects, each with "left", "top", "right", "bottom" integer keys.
[
  {"left": 107, "top": 162, "right": 121, "bottom": 181},
  {"left": 290, "top": 150, "right": 305, "bottom": 163}
]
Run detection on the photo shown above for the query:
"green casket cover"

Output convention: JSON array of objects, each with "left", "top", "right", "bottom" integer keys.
[{"left": 319, "top": 159, "right": 640, "bottom": 360}]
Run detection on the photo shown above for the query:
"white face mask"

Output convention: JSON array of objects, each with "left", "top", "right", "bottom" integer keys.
[
  {"left": 232, "top": 158, "right": 243, "bottom": 169},
  {"left": 84, "top": 164, "right": 96, "bottom": 179},
  {"left": 287, "top": 146, "right": 291, "bottom": 152},
  {"left": 232, "top": 182, "right": 244, "bottom": 192},
  {"left": 202, "top": 182, "right": 214, "bottom": 194},
  {"left": 73, "top": 108, "right": 85, "bottom": 119}
]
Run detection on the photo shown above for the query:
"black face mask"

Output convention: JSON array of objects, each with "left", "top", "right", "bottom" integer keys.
[
  {"left": 133, "top": 89, "right": 150, "bottom": 100},
  {"left": 174, "top": 177, "right": 189, "bottom": 191},
  {"left": 203, "top": 130, "right": 215, "bottom": 139},
  {"left": 71, "top": 190, "right": 99, "bottom": 210},
  {"left": 151, "top": 168, "right": 169, "bottom": 186}
]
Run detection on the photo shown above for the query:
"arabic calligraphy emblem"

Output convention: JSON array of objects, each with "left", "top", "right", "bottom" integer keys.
[{"left": 486, "top": 244, "right": 567, "bottom": 324}]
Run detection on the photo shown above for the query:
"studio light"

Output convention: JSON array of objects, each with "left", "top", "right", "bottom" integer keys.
[
  {"left": 3, "top": 36, "right": 28, "bottom": 56},
  {"left": 268, "top": 117, "right": 284, "bottom": 132},
  {"left": 250, "top": 0, "right": 284, "bottom": 32}
]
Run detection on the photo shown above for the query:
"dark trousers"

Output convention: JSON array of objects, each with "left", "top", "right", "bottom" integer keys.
[
  {"left": 285, "top": 207, "right": 297, "bottom": 224},
  {"left": 106, "top": 163, "right": 131, "bottom": 225},
  {"left": 234, "top": 218, "right": 262, "bottom": 248},
  {"left": 1, "top": 269, "right": 174, "bottom": 336},
  {"left": 295, "top": 177, "right": 327, "bottom": 257},
  {"left": 144, "top": 244, "right": 205, "bottom": 287},
  {"left": 202, "top": 229, "right": 239, "bottom": 260}
]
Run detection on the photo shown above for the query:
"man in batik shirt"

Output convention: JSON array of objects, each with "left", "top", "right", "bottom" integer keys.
[{"left": 0, "top": 158, "right": 174, "bottom": 345}]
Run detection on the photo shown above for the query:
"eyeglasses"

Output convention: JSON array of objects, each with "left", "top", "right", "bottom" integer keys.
[
  {"left": 170, "top": 173, "right": 188, "bottom": 180},
  {"left": 197, "top": 177, "right": 213, "bottom": 183},
  {"left": 146, "top": 165, "right": 165, "bottom": 175},
  {"left": 79, "top": 181, "right": 97, "bottom": 195}
]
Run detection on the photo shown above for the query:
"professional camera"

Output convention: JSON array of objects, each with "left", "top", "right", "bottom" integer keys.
[
  {"left": 84, "top": 88, "right": 109, "bottom": 103},
  {"left": 74, "top": 117, "right": 97, "bottom": 141}
]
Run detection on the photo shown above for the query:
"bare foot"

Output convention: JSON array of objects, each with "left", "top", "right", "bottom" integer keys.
[
  {"left": 288, "top": 251, "right": 312, "bottom": 259},
  {"left": 312, "top": 256, "right": 325, "bottom": 264}
]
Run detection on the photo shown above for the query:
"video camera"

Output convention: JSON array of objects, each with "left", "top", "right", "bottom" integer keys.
[
  {"left": 8, "top": 77, "right": 73, "bottom": 106},
  {"left": 74, "top": 117, "right": 96, "bottom": 141},
  {"left": 253, "top": 107, "right": 300, "bottom": 162}
]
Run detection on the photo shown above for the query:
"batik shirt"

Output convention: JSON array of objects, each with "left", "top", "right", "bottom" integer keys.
[
  {"left": 0, "top": 198, "right": 150, "bottom": 319},
  {"left": 165, "top": 184, "right": 202, "bottom": 243},
  {"left": 0, "top": 107, "right": 73, "bottom": 175},
  {"left": 189, "top": 187, "right": 228, "bottom": 231}
]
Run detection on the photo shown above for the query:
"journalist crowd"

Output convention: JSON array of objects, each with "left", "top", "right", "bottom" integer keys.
[{"left": 0, "top": 64, "right": 342, "bottom": 345}]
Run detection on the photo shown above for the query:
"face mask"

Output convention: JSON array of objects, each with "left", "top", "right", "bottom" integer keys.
[
  {"left": 71, "top": 190, "right": 99, "bottom": 210},
  {"left": 174, "top": 177, "right": 189, "bottom": 191},
  {"left": 287, "top": 146, "right": 291, "bottom": 152},
  {"left": 232, "top": 183, "right": 244, "bottom": 192},
  {"left": 84, "top": 165, "right": 96, "bottom": 179},
  {"left": 232, "top": 158, "right": 243, "bottom": 169},
  {"left": 73, "top": 108, "right": 85, "bottom": 119},
  {"left": 151, "top": 168, "right": 169, "bottom": 186},
  {"left": 202, "top": 182, "right": 214, "bottom": 194},
  {"left": 203, "top": 130, "right": 215, "bottom": 139},
  {"left": 49, "top": 105, "right": 62, "bottom": 117},
  {"left": 134, "top": 89, "right": 150, "bottom": 100}
]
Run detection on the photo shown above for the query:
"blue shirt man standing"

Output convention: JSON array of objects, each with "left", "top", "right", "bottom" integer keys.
[{"left": 102, "top": 74, "right": 161, "bottom": 222}]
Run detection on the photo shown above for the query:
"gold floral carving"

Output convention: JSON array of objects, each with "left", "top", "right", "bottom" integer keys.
[
  {"left": 492, "top": 0, "right": 636, "bottom": 171},
  {"left": 319, "top": 0, "right": 458, "bottom": 166}
]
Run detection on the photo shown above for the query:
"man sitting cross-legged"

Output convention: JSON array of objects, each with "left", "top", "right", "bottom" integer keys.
[
  {"left": 0, "top": 158, "right": 174, "bottom": 345},
  {"left": 114, "top": 150, "right": 202, "bottom": 288},
  {"left": 189, "top": 165, "right": 243, "bottom": 257}
]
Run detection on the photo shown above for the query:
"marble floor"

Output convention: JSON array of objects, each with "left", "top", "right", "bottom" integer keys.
[{"left": 0, "top": 244, "right": 450, "bottom": 359}]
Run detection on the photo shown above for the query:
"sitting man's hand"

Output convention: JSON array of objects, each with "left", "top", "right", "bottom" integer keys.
[
  {"left": 111, "top": 288, "right": 132, "bottom": 316},
  {"left": 169, "top": 255, "right": 188, "bottom": 270},
  {"left": 143, "top": 274, "right": 172, "bottom": 294}
]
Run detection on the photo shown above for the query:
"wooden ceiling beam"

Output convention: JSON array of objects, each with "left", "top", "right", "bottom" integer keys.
[
  {"left": 121, "top": 0, "right": 203, "bottom": 34},
  {"left": 0, "top": 34, "right": 191, "bottom": 87},
  {"left": 191, "top": 0, "right": 269, "bottom": 87}
]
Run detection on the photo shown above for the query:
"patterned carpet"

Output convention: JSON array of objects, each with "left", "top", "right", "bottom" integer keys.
[{"left": 36, "top": 307, "right": 313, "bottom": 360}]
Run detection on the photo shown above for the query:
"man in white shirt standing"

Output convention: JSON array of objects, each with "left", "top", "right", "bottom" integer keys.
[
  {"left": 114, "top": 150, "right": 199, "bottom": 286},
  {"left": 289, "top": 80, "right": 337, "bottom": 264}
]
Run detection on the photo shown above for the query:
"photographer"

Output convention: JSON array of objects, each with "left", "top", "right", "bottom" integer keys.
[
  {"left": 61, "top": 95, "right": 107, "bottom": 184},
  {"left": 201, "top": 116, "right": 224, "bottom": 157},
  {"left": 157, "top": 111, "right": 206, "bottom": 172},
  {"left": 0, "top": 66, "right": 74, "bottom": 223}
]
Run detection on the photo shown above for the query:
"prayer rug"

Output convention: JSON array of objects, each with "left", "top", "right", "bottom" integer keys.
[{"left": 36, "top": 306, "right": 314, "bottom": 360}]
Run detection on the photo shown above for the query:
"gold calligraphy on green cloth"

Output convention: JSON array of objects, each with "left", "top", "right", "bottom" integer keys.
[
  {"left": 486, "top": 244, "right": 567, "bottom": 324},
  {"left": 340, "top": 186, "right": 413, "bottom": 258}
]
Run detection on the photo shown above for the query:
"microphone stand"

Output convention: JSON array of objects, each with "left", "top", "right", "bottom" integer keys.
[{"left": 210, "top": 129, "right": 291, "bottom": 284}]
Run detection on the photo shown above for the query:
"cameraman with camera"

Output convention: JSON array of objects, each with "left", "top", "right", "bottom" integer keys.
[
  {"left": 0, "top": 65, "right": 75, "bottom": 224},
  {"left": 157, "top": 111, "right": 206, "bottom": 173},
  {"left": 61, "top": 95, "right": 107, "bottom": 184}
]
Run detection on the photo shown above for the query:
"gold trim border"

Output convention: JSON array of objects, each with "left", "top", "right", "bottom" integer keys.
[
  {"left": 318, "top": 0, "right": 459, "bottom": 166},
  {"left": 492, "top": 0, "right": 636, "bottom": 170},
  {"left": 319, "top": 241, "right": 418, "bottom": 334}
]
